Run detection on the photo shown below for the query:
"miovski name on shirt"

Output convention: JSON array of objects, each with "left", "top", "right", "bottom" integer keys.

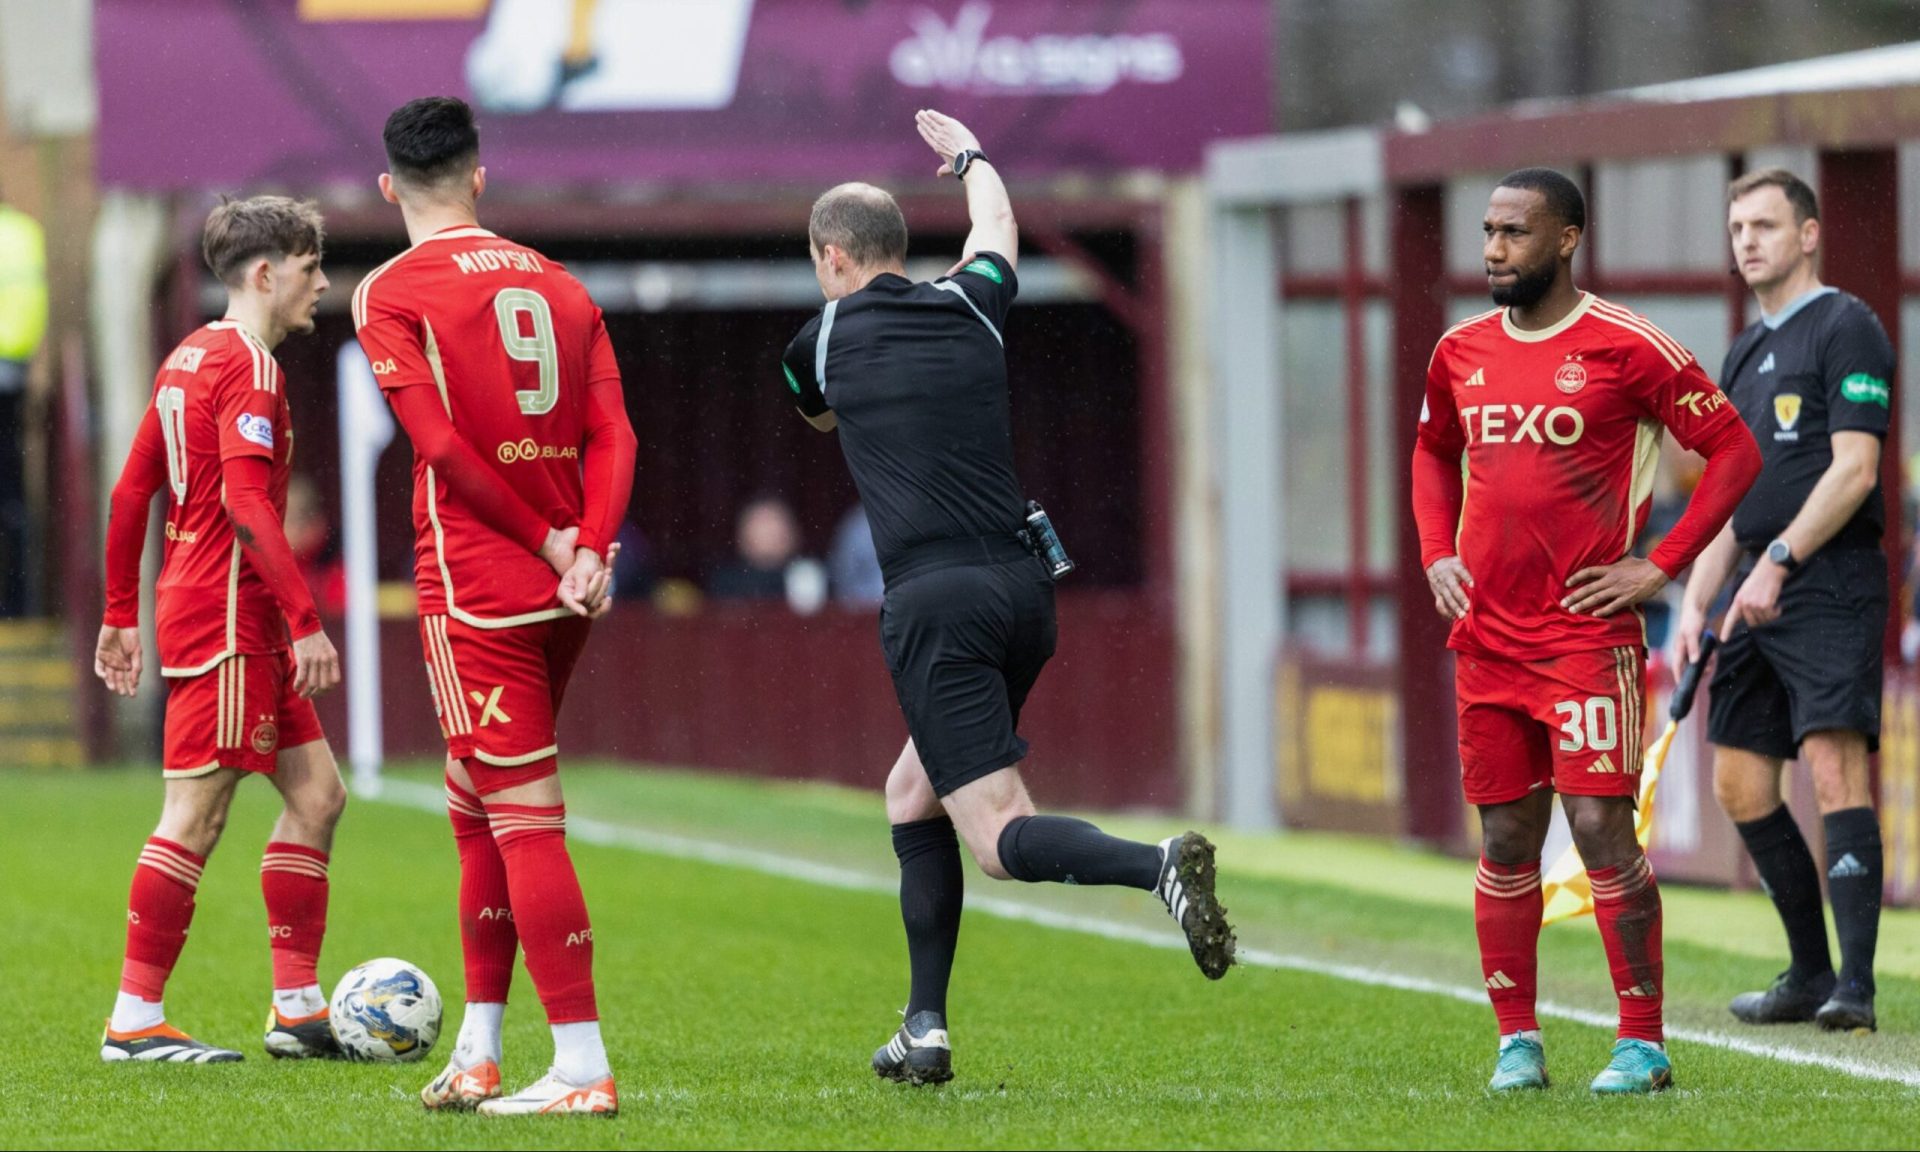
[{"left": 450, "top": 249, "right": 544, "bottom": 276}]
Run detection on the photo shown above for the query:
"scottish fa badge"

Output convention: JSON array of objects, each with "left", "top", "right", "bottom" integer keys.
[{"left": 1774, "top": 393, "right": 1802, "bottom": 430}]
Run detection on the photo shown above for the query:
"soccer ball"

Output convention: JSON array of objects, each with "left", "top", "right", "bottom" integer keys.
[{"left": 328, "top": 958, "right": 443, "bottom": 1063}]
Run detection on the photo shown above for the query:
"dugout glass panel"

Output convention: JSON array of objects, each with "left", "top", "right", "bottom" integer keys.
[
  {"left": 1593, "top": 156, "right": 1732, "bottom": 273},
  {"left": 1280, "top": 299, "right": 1348, "bottom": 573}
]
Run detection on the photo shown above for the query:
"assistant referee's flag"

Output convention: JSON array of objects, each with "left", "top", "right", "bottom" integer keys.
[{"left": 1540, "top": 623, "right": 1722, "bottom": 927}]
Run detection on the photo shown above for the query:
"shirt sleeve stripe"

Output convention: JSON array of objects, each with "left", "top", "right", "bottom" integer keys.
[
  {"left": 1441, "top": 308, "right": 1501, "bottom": 341},
  {"left": 1589, "top": 310, "right": 1684, "bottom": 370},
  {"left": 815, "top": 299, "right": 838, "bottom": 402},
  {"left": 931, "top": 280, "right": 1003, "bottom": 346},
  {"left": 1590, "top": 301, "right": 1690, "bottom": 369},
  {"left": 351, "top": 252, "right": 407, "bottom": 330},
  {"left": 1592, "top": 300, "right": 1689, "bottom": 362}
]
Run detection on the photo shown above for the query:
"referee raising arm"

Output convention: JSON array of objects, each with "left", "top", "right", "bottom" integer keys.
[
  {"left": 780, "top": 110, "right": 1236, "bottom": 1087},
  {"left": 1678, "top": 168, "right": 1895, "bottom": 1032}
]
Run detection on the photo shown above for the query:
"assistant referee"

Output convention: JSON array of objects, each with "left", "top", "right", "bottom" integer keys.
[
  {"left": 1678, "top": 168, "right": 1895, "bottom": 1032},
  {"left": 779, "top": 110, "right": 1235, "bottom": 1087}
]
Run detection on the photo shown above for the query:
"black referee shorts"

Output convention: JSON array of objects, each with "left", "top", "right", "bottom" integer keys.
[
  {"left": 1706, "top": 548, "right": 1887, "bottom": 759},
  {"left": 879, "top": 554, "right": 1056, "bottom": 796}
]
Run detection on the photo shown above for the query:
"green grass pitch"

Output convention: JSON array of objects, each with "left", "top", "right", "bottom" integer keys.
[{"left": 6, "top": 762, "right": 1920, "bottom": 1149}]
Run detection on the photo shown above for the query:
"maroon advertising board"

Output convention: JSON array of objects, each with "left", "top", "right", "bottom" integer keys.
[{"left": 97, "top": 0, "right": 1270, "bottom": 189}]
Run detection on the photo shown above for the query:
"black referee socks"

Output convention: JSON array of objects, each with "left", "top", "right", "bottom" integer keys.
[
  {"left": 1735, "top": 805, "right": 1833, "bottom": 981},
  {"left": 996, "top": 815, "right": 1162, "bottom": 890},
  {"left": 1823, "top": 807, "right": 1884, "bottom": 994},
  {"left": 892, "top": 817, "right": 964, "bottom": 1019}
]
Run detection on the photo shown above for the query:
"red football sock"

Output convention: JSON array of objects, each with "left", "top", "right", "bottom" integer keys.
[
  {"left": 1591, "top": 853, "right": 1664, "bottom": 1043},
  {"left": 448, "top": 774, "right": 517, "bottom": 1004},
  {"left": 120, "top": 837, "right": 205, "bottom": 1002},
  {"left": 260, "top": 842, "right": 329, "bottom": 992},
  {"left": 1474, "top": 857, "right": 1542, "bottom": 1035},
  {"left": 489, "top": 800, "right": 597, "bottom": 1024}
]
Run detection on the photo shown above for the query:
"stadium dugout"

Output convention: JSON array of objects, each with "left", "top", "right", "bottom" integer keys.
[{"left": 1207, "top": 41, "right": 1920, "bottom": 903}]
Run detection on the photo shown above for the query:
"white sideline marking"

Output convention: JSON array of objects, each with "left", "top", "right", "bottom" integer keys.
[{"left": 372, "top": 779, "right": 1920, "bottom": 1089}]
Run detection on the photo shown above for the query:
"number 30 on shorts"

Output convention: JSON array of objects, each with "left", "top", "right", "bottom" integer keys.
[{"left": 1552, "top": 696, "right": 1619, "bottom": 752}]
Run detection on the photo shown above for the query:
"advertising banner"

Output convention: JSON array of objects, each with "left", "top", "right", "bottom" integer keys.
[{"left": 97, "top": 0, "right": 1270, "bottom": 189}]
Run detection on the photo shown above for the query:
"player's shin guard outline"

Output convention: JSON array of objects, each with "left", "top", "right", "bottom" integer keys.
[
  {"left": 449, "top": 772, "right": 517, "bottom": 1004},
  {"left": 488, "top": 792, "right": 596, "bottom": 1025},
  {"left": 260, "top": 842, "right": 329, "bottom": 991},
  {"left": 1591, "top": 853, "right": 1664, "bottom": 1042},
  {"left": 121, "top": 837, "right": 206, "bottom": 1001},
  {"left": 1474, "top": 857, "right": 1542, "bottom": 1034}
]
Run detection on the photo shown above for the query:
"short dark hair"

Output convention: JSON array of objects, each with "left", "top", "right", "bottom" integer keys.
[
  {"left": 1496, "top": 167, "right": 1586, "bottom": 231},
  {"left": 1728, "top": 167, "right": 1819, "bottom": 223},
  {"left": 383, "top": 97, "right": 480, "bottom": 188},
  {"left": 202, "top": 195, "right": 324, "bottom": 286},
  {"left": 809, "top": 183, "right": 909, "bottom": 267}
]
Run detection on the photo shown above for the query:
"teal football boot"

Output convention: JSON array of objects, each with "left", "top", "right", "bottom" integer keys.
[
  {"left": 1488, "top": 1034, "right": 1548, "bottom": 1091},
  {"left": 1589, "top": 1038, "right": 1672, "bottom": 1094}
]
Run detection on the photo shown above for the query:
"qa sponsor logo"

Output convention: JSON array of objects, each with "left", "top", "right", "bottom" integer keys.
[{"left": 890, "top": 2, "right": 1184, "bottom": 95}]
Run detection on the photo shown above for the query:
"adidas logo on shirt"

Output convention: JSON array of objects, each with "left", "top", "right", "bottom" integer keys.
[
  {"left": 1462, "top": 368, "right": 1487, "bottom": 388},
  {"left": 1758, "top": 352, "right": 1776, "bottom": 374},
  {"left": 1829, "top": 853, "right": 1869, "bottom": 879}
]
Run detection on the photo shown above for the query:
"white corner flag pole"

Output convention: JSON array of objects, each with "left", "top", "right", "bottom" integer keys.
[{"left": 338, "top": 342, "right": 393, "bottom": 796}]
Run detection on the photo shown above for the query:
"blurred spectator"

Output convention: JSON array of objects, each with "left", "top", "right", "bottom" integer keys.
[
  {"left": 707, "top": 495, "right": 817, "bottom": 603},
  {"left": 610, "top": 520, "right": 657, "bottom": 601},
  {"left": 0, "top": 197, "right": 46, "bottom": 617},
  {"left": 828, "top": 503, "right": 884, "bottom": 607},
  {"left": 286, "top": 475, "right": 345, "bottom": 617}
]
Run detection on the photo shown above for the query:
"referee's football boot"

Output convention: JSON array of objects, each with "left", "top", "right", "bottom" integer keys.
[
  {"left": 100, "top": 1020, "right": 243, "bottom": 1064},
  {"left": 1815, "top": 979, "right": 1877, "bottom": 1033},
  {"left": 1729, "top": 968, "right": 1835, "bottom": 1025},
  {"left": 1155, "top": 832, "right": 1236, "bottom": 980},
  {"left": 1589, "top": 1039, "right": 1672, "bottom": 1094},
  {"left": 1487, "top": 1032, "right": 1548, "bottom": 1091},
  {"left": 264, "top": 1006, "right": 344, "bottom": 1059},
  {"left": 872, "top": 1010, "right": 952, "bottom": 1086}
]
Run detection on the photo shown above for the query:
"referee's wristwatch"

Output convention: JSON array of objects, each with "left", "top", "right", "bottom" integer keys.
[
  {"left": 951, "top": 149, "right": 989, "bottom": 179},
  {"left": 1766, "top": 537, "right": 1799, "bottom": 572}
]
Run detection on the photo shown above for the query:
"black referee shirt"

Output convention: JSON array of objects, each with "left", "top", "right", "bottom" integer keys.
[
  {"left": 781, "top": 251, "right": 1026, "bottom": 580},
  {"left": 1721, "top": 288, "right": 1895, "bottom": 552}
]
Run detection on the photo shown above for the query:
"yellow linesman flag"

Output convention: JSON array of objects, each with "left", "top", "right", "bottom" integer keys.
[
  {"left": 1540, "top": 721, "right": 1677, "bottom": 925},
  {"left": 0, "top": 205, "right": 47, "bottom": 363}
]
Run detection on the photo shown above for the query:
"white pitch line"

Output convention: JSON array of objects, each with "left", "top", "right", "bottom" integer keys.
[{"left": 370, "top": 779, "right": 1920, "bottom": 1089}]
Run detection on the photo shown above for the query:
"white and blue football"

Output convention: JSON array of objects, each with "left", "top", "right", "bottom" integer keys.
[{"left": 329, "top": 957, "right": 443, "bottom": 1063}]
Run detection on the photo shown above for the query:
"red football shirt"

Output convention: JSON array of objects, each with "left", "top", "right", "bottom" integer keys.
[
  {"left": 1414, "top": 293, "right": 1742, "bottom": 659},
  {"left": 138, "top": 322, "right": 297, "bottom": 675},
  {"left": 352, "top": 227, "right": 625, "bottom": 627}
]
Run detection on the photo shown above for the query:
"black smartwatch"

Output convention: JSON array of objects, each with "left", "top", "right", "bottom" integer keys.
[
  {"left": 1766, "top": 537, "right": 1798, "bottom": 571},
  {"left": 951, "top": 149, "right": 989, "bottom": 179}
]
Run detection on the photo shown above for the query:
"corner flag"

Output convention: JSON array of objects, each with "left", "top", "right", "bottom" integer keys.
[{"left": 1541, "top": 623, "right": 1723, "bottom": 926}]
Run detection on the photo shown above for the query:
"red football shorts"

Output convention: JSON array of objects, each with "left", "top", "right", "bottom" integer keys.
[
  {"left": 418, "top": 613, "right": 591, "bottom": 795},
  {"left": 162, "top": 651, "right": 324, "bottom": 777},
  {"left": 1454, "top": 645, "right": 1647, "bottom": 806}
]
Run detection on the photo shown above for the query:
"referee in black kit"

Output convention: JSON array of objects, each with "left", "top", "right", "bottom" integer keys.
[
  {"left": 780, "top": 110, "right": 1236, "bottom": 1086},
  {"left": 1678, "top": 168, "right": 1895, "bottom": 1032}
]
